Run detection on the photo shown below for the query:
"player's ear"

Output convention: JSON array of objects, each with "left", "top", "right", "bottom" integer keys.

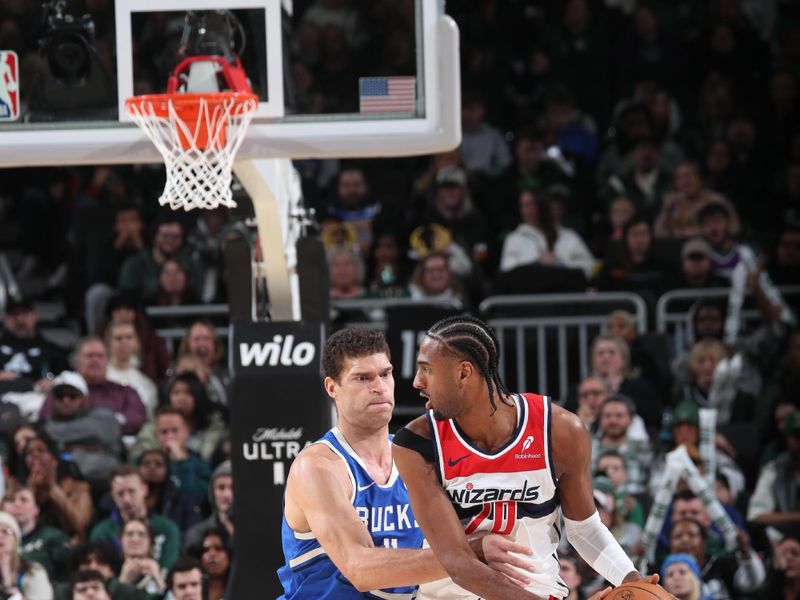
[
  {"left": 323, "top": 376, "right": 338, "bottom": 398},
  {"left": 459, "top": 361, "right": 472, "bottom": 381}
]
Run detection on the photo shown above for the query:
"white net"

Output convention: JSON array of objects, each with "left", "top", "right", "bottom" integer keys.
[{"left": 126, "top": 93, "right": 258, "bottom": 211}]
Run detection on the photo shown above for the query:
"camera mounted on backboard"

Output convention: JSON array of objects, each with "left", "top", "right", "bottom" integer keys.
[{"left": 40, "top": 0, "right": 97, "bottom": 87}]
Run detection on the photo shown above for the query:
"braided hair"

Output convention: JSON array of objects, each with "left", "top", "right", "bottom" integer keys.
[{"left": 425, "top": 315, "right": 511, "bottom": 414}]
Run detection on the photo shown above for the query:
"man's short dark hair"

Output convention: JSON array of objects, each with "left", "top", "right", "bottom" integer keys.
[
  {"left": 697, "top": 201, "right": 730, "bottom": 224},
  {"left": 110, "top": 463, "right": 144, "bottom": 485},
  {"left": 600, "top": 394, "right": 636, "bottom": 417},
  {"left": 167, "top": 557, "right": 204, "bottom": 591},
  {"left": 70, "top": 569, "right": 110, "bottom": 596},
  {"left": 322, "top": 328, "right": 390, "bottom": 382},
  {"left": 69, "top": 541, "right": 122, "bottom": 576}
]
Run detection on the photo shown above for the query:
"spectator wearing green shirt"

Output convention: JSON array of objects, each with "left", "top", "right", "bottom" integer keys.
[
  {"left": 89, "top": 466, "right": 179, "bottom": 570},
  {"left": 154, "top": 408, "right": 210, "bottom": 508},
  {"left": 2, "top": 484, "right": 70, "bottom": 583}
]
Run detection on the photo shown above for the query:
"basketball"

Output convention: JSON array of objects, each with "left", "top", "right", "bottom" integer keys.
[{"left": 607, "top": 581, "right": 675, "bottom": 599}]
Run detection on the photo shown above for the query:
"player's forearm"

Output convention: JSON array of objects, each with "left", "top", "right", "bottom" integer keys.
[
  {"left": 446, "top": 555, "right": 542, "bottom": 600},
  {"left": 344, "top": 547, "right": 446, "bottom": 591}
]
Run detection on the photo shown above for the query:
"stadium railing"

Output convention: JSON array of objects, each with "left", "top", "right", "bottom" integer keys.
[
  {"left": 478, "top": 292, "right": 647, "bottom": 401},
  {"left": 655, "top": 286, "right": 800, "bottom": 355}
]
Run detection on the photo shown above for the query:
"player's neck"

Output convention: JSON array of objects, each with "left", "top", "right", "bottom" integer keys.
[
  {"left": 456, "top": 393, "right": 517, "bottom": 453},
  {"left": 338, "top": 422, "right": 393, "bottom": 476}
]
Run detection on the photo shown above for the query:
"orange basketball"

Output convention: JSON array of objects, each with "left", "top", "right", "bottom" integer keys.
[{"left": 606, "top": 581, "right": 675, "bottom": 599}]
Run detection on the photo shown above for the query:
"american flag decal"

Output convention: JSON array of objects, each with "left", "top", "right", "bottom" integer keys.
[{"left": 359, "top": 76, "right": 416, "bottom": 113}]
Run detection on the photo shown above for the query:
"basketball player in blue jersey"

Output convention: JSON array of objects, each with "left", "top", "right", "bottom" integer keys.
[
  {"left": 278, "top": 328, "right": 539, "bottom": 599},
  {"left": 393, "top": 316, "right": 661, "bottom": 600}
]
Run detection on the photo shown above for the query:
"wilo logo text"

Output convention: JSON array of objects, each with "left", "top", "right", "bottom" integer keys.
[{"left": 239, "top": 335, "right": 315, "bottom": 367}]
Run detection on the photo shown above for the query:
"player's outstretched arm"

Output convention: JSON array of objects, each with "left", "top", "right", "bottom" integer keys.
[
  {"left": 285, "top": 444, "right": 446, "bottom": 591},
  {"left": 393, "top": 436, "right": 546, "bottom": 600},
  {"left": 552, "top": 406, "right": 655, "bottom": 587}
]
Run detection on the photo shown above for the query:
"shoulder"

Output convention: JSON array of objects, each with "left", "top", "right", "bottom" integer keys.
[
  {"left": 550, "top": 405, "right": 591, "bottom": 470},
  {"left": 40, "top": 525, "right": 69, "bottom": 542},
  {"left": 289, "top": 441, "right": 349, "bottom": 485},
  {"left": 151, "top": 514, "right": 180, "bottom": 535},
  {"left": 550, "top": 404, "right": 587, "bottom": 438},
  {"left": 90, "top": 518, "right": 117, "bottom": 538},
  {"left": 556, "top": 227, "right": 581, "bottom": 242},
  {"left": 88, "top": 406, "right": 119, "bottom": 422}
]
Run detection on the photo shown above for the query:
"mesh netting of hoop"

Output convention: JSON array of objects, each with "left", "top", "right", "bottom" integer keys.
[{"left": 125, "top": 92, "right": 259, "bottom": 211}]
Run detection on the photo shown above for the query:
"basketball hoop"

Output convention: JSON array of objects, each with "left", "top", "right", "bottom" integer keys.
[{"left": 125, "top": 90, "right": 258, "bottom": 211}]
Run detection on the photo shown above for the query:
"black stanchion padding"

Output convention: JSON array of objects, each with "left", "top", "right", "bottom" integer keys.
[
  {"left": 227, "top": 319, "right": 329, "bottom": 599},
  {"left": 296, "top": 236, "right": 329, "bottom": 322}
]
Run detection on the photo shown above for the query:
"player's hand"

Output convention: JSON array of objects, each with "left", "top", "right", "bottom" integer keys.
[
  {"left": 480, "top": 534, "right": 535, "bottom": 588},
  {"left": 621, "top": 572, "right": 659, "bottom": 585}
]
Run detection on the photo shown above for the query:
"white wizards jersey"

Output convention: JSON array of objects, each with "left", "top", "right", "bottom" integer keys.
[{"left": 419, "top": 393, "right": 568, "bottom": 600}]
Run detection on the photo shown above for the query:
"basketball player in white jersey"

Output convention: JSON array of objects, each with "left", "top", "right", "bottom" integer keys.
[
  {"left": 393, "top": 316, "right": 659, "bottom": 600},
  {"left": 279, "top": 328, "right": 541, "bottom": 599}
]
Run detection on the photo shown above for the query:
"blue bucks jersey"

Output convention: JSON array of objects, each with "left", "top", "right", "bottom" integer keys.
[{"left": 278, "top": 428, "right": 423, "bottom": 599}]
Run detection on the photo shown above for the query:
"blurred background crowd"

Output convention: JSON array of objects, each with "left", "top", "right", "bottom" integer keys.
[{"left": 2, "top": 0, "right": 800, "bottom": 599}]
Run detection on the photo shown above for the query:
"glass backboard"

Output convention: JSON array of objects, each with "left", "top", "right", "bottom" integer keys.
[{"left": 0, "top": 0, "right": 459, "bottom": 166}]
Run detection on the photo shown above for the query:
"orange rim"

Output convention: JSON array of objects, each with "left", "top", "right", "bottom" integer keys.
[{"left": 125, "top": 92, "right": 259, "bottom": 119}]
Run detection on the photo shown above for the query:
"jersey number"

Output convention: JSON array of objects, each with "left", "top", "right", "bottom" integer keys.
[{"left": 464, "top": 501, "right": 516, "bottom": 535}]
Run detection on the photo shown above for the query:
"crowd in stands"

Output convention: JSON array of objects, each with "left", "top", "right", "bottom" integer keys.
[{"left": 1, "top": 0, "right": 800, "bottom": 598}]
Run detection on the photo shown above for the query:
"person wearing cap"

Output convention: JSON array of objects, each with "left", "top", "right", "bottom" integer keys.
[
  {"left": 41, "top": 371, "right": 122, "bottom": 488},
  {"left": 648, "top": 400, "right": 744, "bottom": 525},
  {"left": 748, "top": 409, "right": 800, "bottom": 526},
  {"left": 0, "top": 509, "right": 53, "bottom": 599},
  {"left": 38, "top": 338, "right": 147, "bottom": 436},
  {"left": 419, "top": 164, "right": 488, "bottom": 277},
  {"left": 676, "top": 237, "right": 728, "bottom": 289},
  {"left": 590, "top": 395, "right": 653, "bottom": 496},
  {"left": 660, "top": 553, "right": 711, "bottom": 600},
  {"left": 183, "top": 461, "right": 233, "bottom": 553},
  {"left": 667, "top": 515, "right": 765, "bottom": 599},
  {"left": 593, "top": 475, "right": 642, "bottom": 556},
  {"left": 0, "top": 298, "right": 69, "bottom": 394}
]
